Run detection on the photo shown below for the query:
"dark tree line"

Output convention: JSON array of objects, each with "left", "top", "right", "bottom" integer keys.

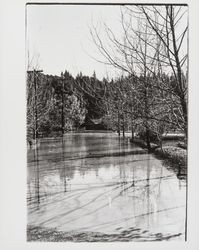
[
  {"left": 27, "top": 70, "right": 106, "bottom": 140},
  {"left": 27, "top": 68, "right": 186, "bottom": 151}
]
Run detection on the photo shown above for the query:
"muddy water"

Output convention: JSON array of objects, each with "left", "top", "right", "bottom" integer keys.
[{"left": 27, "top": 132, "right": 186, "bottom": 241}]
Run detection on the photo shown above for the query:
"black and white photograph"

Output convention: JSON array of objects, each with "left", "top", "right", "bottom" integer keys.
[{"left": 25, "top": 2, "right": 189, "bottom": 242}]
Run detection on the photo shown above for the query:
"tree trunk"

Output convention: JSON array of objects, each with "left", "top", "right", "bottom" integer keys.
[
  {"left": 117, "top": 110, "right": 121, "bottom": 136},
  {"left": 159, "top": 137, "right": 163, "bottom": 152},
  {"left": 131, "top": 125, "right": 134, "bottom": 141},
  {"left": 169, "top": 7, "right": 187, "bottom": 140},
  {"left": 122, "top": 114, "right": 125, "bottom": 138},
  {"left": 180, "top": 97, "right": 188, "bottom": 139},
  {"left": 146, "top": 128, "right": 151, "bottom": 152},
  {"left": 61, "top": 77, "right": 65, "bottom": 136},
  {"left": 122, "top": 126, "right": 125, "bottom": 138},
  {"left": 34, "top": 72, "right": 38, "bottom": 139}
]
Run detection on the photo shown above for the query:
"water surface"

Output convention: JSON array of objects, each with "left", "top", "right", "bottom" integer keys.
[{"left": 27, "top": 132, "right": 186, "bottom": 241}]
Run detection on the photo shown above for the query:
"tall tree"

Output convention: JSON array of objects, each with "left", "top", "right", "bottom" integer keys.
[{"left": 90, "top": 4, "right": 188, "bottom": 143}]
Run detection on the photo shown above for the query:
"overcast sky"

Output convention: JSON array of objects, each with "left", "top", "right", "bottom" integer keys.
[
  {"left": 26, "top": 4, "right": 188, "bottom": 80},
  {"left": 26, "top": 4, "right": 124, "bottom": 80}
]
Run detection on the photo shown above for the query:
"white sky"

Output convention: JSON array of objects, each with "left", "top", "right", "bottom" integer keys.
[
  {"left": 26, "top": 4, "right": 123, "bottom": 80},
  {"left": 26, "top": 4, "right": 188, "bottom": 80}
]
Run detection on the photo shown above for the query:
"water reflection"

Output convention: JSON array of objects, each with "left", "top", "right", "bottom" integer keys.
[{"left": 27, "top": 132, "right": 186, "bottom": 241}]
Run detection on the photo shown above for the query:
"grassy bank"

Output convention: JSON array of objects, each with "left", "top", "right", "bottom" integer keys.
[
  {"left": 154, "top": 146, "right": 187, "bottom": 166},
  {"left": 131, "top": 138, "right": 187, "bottom": 175},
  {"left": 27, "top": 226, "right": 132, "bottom": 242},
  {"left": 27, "top": 225, "right": 183, "bottom": 242}
]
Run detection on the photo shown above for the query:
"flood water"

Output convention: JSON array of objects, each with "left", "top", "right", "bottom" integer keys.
[{"left": 27, "top": 132, "right": 186, "bottom": 241}]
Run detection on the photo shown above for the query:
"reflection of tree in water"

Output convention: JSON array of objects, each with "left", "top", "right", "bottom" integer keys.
[
  {"left": 129, "top": 156, "right": 166, "bottom": 231},
  {"left": 59, "top": 165, "right": 75, "bottom": 182},
  {"left": 115, "top": 153, "right": 164, "bottom": 231},
  {"left": 161, "top": 159, "right": 186, "bottom": 195},
  {"left": 58, "top": 134, "right": 125, "bottom": 181},
  {"left": 160, "top": 157, "right": 187, "bottom": 181},
  {"left": 59, "top": 137, "right": 77, "bottom": 192},
  {"left": 32, "top": 138, "right": 40, "bottom": 207}
]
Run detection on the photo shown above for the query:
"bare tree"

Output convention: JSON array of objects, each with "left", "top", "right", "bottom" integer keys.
[
  {"left": 139, "top": 5, "right": 188, "bottom": 137},
  {"left": 90, "top": 4, "right": 188, "bottom": 144},
  {"left": 27, "top": 71, "right": 55, "bottom": 141}
]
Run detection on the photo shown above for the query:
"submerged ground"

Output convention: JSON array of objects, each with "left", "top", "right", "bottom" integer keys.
[{"left": 27, "top": 132, "right": 186, "bottom": 242}]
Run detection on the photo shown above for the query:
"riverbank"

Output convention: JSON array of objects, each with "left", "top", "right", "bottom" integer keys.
[
  {"left": 154, "top": 146, "right": 187, "bottom": 166},
  {"left": 27, "top": 226, "right": 183, "bottom": 242},
  {"left": 27, "top": 132, "right": 186, "bottom": 242},
  {"left": 131, "top": 138, "right": 187, "bottom": 174}
]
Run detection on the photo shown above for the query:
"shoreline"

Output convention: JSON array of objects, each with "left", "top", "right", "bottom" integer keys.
[
  {"left": 27, "top": 225, "right": 183, "bottom": 242},
  {"left": 27, "top": 134, "right": 187, "bottom": 242},
  {"left": 131, "top": 138, "right": 187, "bottom": 176}
]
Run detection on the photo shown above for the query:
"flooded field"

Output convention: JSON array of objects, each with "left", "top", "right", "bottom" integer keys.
[{"left": 27, "top": 132, "right": 186, "bottom": 241}]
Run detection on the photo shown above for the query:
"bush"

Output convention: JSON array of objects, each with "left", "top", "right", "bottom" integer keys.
[
  {"left": 137, "top": 129, "right": 158, "bottom": 142},
  {"left": 155, "top": 146, "right": 187, "bottom": 166}
]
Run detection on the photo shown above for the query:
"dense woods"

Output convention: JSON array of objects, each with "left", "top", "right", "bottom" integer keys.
[{"left": 27, "top": 69, "right": 187, "bottom": 149}]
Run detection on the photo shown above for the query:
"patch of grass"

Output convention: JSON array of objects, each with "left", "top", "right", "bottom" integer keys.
[
  {"left": 132, "top": 138, "right": 187, "bottom": 177},
  {"left": 155, "top": 146, "right": 187, "bottom": 166},
  {"left": 27, "top": 225, "right": 183, "bottom": 242}
]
